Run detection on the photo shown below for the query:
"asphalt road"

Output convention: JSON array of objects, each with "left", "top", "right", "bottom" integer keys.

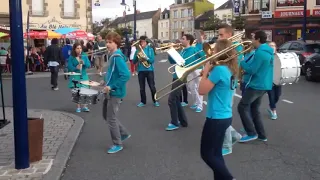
[{"left": 2, "top": 53, "right": 320, "bottom": 180}]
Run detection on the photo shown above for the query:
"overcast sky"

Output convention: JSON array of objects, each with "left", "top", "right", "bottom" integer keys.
[{"left": 92, "top": 0, "right": 227, "bottom": 22}]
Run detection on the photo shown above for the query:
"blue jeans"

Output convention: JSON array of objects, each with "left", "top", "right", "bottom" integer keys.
[
  {"left": 267, "top": 85, "right": 282, "bottom": 110},
  {"left": 201, "top": 118, "right": 234, "bottom": 180},
  {"left": 237, "top": 88, "right": 267, "bottom": 139}
]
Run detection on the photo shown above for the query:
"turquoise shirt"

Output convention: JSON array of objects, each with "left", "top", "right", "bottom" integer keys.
[
  {"left": 104, "top": 49, "right": 130, "bottom": 98},
  {"left": 195, "top": 42, "right": 207, "bottom": 69},
  {"left": 240, "top": 43, "right": 274, "bottom": 90},
  {"left": 242, "top": 50, "right": 255, "bottom": 83},
  {"left": 168, "top": 46, "right": 204, "bottom": 79},
  {"left": 67, "top": 52, "right": 91, "bottom": 88},
  {"left": 132, "top": 45, "right": 155, "bottom": 72},
  {"left": 234, "top": 41, "right": 244, "bottom": 65},
  {"left": 206, "top": 65, "right": 234, "bottom": 119}
]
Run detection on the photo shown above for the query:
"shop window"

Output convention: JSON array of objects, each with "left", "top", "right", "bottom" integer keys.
[
  {"left": 317, "top": 0, "right": 320, "bottom": 5},
  {"left": 32, "top": 0, "right": 44, "bottom": 16},
  {"left": 277, "top": 0, "right": 304, "bottom": 7},
  {"left": 64, "top": 0, "right": 75, "bottom": 17}
]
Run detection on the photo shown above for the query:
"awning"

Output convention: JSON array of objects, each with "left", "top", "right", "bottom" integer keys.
[
  {"left": 24, "top": 30, "right": 62, "bottom": 39},
  {"left": 0, "top": 32, "right": 9, "bottom": 38}
]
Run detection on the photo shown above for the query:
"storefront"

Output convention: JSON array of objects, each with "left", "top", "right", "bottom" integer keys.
[{"left": 259, "top": 9, "right": 320, "bottom": 46}]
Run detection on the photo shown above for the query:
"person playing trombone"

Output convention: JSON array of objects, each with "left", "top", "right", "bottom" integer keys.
[
  {"left": 133, "top": 36, "right": 160, "bottom": 107},
  {"left": 198, "top": 39, "right": 237, "bottom": 180},
  {"left": 165, "top": 34, "right": 204, "bottom": 131},
  {"left": 217, "top": 24, "right": 243, "bottom": 156}
]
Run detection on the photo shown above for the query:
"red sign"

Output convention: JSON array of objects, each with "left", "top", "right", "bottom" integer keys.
[
  {"left": 313, "top": 9, "right": 320, "bottom": 16},
  {"left": 274, "top": 10, "right": 310, "bottom": 18}
]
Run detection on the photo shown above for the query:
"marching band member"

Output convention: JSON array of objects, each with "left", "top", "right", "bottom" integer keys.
[
  {"left": 217, "top": 24, "right": 242, "bottom": 156},
  {"left": 165, "top": 34, "right": 203, "bottom": 131},
  {"left": 103, "top": 32, "right": 131, "bottom": 154},
  {"left": 199, "top": 39, "right": 237, "bottom": 180},
  {"left": 186, "top": 30, "right": 206, "bottom": 113},
  {"left": 267, "top": 41, "right": 281, "bottom": 120},
  {"left": 238, "top": 31, "right": 274, "bottom": 142},
  {"left": 133, "top": 36, "right": 160, "bottom": 107},
  {"left": 240, "top": 44, "right": 255, "bottom": 96},
  {"left": 67, "top": 42, "right": 91, "bottom": 113}
]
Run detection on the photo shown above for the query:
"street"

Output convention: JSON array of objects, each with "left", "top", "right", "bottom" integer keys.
[{"left": 2, "top": 52, "right": 320, "bottom": 180}]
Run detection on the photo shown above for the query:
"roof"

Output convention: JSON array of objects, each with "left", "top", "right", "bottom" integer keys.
[
  {"left": 111, "top": 10, "right": 159, "bottom": 25},
  {"left": 162, "top": 9, "right": 170, "bottom": 15},
  {"left": 215, "top": 0, "right": 233, "bottom": 10},
  {"left": 195, "top": 10, "right": 214, "bottom": 21}
]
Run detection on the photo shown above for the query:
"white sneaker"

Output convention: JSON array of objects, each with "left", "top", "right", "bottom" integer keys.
[{"left": 53, "top": 87, "right": 59, "bottom": 91}]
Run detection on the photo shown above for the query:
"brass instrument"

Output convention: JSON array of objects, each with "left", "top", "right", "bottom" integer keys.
[
  {"left": 154, "top": 40, "right": 253, "bottom": 101},
  {"left": 132, "top": 40, "right": 151, "bottom": 68},
  {"left": 156, "top": 43, "right": 183, "bottom": 53}
]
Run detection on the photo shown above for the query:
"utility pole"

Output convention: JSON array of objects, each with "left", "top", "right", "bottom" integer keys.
[
  {"left": 133, "top": 0, "right": 137, "bottom": 40},
  {"left": 302, "top": 0, "right": 307, "bottom": 41},
  {"left": 9, "top": 0, "right": 30, "bottom": 169}
]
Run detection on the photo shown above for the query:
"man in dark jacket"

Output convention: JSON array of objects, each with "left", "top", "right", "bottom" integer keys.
[{"left": 44, "top": 38, "right": 63, "bottom": 90}]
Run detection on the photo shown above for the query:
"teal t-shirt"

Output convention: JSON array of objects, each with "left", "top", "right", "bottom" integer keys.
[{"left": 206, "top": 65, "right": 233, "bottom": 119}]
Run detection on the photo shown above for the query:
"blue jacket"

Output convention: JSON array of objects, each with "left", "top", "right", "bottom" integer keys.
[
  {"left": 132, "top": 45, "right": 155, "bottom": 72},
  {"left": 62, "top": 45, "right": 72, "bottom": 61},
  {"left": 67, "top": 52, "right": 91, "bottom": 88},
  {"left": 240, "top": 43, "right": 274, "bottom": 90},
  {"left": 242, "top": 50, "right": 255, "bottom": 83},
  {"left": 104, "top": 49, "right": 130, "bottom": 98},
  {"left": 168, "top": 46, "right": 205, "bottom": 79}
]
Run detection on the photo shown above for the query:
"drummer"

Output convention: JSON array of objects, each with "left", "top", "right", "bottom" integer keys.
[{"left": 67, "top": 42, "right": 92, "bottom": 113}]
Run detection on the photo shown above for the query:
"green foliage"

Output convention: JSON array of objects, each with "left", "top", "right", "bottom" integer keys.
[
  {"left": 204, "top": 14, "right": 222, "bottom": 31},
  {"left": 92, "top": 18, "right": 110, "bottom": 35},
  {"left": 231, "top": 15, "right": 245, "bottom": 30},
  {"left": 114, "top": 26, "right": 133, "bottom": 37}
]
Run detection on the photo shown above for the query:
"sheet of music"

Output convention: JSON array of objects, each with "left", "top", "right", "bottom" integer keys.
[{"left": 167, "top": 48, "right": 185, "bottom": 66}]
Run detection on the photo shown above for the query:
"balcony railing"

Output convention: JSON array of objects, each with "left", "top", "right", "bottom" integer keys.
[{"left": 276, "top": 0, "right": 304, "bottom": 7}]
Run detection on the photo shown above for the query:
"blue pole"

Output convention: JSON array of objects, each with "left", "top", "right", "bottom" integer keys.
[
  {"left": 302, "top": 0, "right": 307, "bottom": 41},
  {"left": 133, "top": 0, "right": 137, "bottom": 40},
  {"left": 9, "top": 0, "right": 30, "bottom": 169}
]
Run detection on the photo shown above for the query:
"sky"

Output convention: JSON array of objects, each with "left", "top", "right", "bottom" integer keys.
[{"left": 92, "top": 0, "right": 227, "bottom": 22}]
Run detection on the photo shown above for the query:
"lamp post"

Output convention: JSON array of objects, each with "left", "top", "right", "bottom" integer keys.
[
  {"left": 120, "top": 0, "right": 131, "bottom": 56},
  {"left": 302, "top": 0, "right": 307, "bottom": 41},
  {"left": 133, "top": 0, "right": 137, "bottom": 40}
]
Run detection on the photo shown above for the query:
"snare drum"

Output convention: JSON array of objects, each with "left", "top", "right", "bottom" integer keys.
[
  {"left": 71, "top": 88, "right": 100, "bottom": 104},
  {"left": 274, "top": 52, "right": 301, "bottom": 86}
]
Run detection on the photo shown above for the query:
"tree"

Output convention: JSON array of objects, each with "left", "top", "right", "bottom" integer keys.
[
  {"left": 92, "top": 18, "right": 111, "bottom": 35},
  {"left": 231, "top": 15, "right": 245, "bottom": 30},
  {"left": 114, "top": 26, "right": 133, "bottom": 37},
  {"left": 204, "top": 14, "right": 222, "bottom": 31}
]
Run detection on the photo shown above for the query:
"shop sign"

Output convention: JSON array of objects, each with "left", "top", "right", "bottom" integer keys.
[
  {"left": 261, "top": 11, "right": 272, "bottom": 19},
  {"left": 313, "top": 9, "right": 320, "bottom": 16},
  {"left": 274, "top": 10, "right": 310, "bottom": 18},
  {"left": 24, "top": 17, "right": 82, "bottom": 30}
]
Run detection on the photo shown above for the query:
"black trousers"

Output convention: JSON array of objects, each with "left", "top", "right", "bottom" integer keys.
[
  {"left": 49, "top": 66, "right": 59, "bottom": 88},
  {"left": 201, "top": 118, "right": 234, "bottom": 180},
  {"left": 168, "top": 78, "right": 188, "bottom": 127},
  {"left": 180, "top": 84, "right": 188, "bottom": 103},
  {"left": 138, "top": 71, "right": 157, "bottom": 104}
]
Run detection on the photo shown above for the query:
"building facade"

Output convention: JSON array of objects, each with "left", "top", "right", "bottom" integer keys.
[
  {"left": 243, "top": 0, "right": 320, "bottom": 45},
  {"left": 214, "top": 0, "right": 233, "bottom": 25},
  {"left": 170, "top": 0, "right": 214, "bottom": 40},
  {"left": 158, "top": 9, "right": 170, "bottom": 41},
  {"left": 0, "top": 0, "right": 93, "bottom": 32},
  {"left": 110, "top": 9, "right": 161, "bottom": 39}
]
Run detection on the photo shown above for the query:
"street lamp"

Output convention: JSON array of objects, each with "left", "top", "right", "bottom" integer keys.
[
  {"left": 302, "top": 0, "right": 307, "bottom": 41},
  {"left": 120, "top": 1, "right": 131, "bottom": 56}
]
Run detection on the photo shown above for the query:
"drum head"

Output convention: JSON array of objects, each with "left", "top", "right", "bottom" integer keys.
[
  {"left": 274, "top": 52, "right": 301, "bottom": 85},
  {"left": 79, "top": 88, "right": 98, "bottom": 95}
]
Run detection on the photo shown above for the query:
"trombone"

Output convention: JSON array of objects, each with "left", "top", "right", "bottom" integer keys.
[
  {"left": 166, "top": 32, "right": 245, "bottom": 75},
  {"left": 154, "top": 40, "right": 253, "bottom": 101},
  {"left": 155, "top": 43, "right": 183, "bottom": 53}
]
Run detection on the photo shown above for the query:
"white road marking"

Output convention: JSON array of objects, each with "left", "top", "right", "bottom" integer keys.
[
  {"left": 159, "top": 59, "right": 167, "bottom": 63},
  {"left": 282, "top": 99, "right": 294, "bottom": 104}
]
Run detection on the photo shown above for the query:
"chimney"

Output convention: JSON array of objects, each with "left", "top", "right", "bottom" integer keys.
[
  {"left": 136, "top": 10, "right": 140, "bottom": 14},
  {"left": 158, "top": 8, "right": 161, "bottom": 12},
  {"left": 123, "top": 10, "right": 126, "bottom": 17}
]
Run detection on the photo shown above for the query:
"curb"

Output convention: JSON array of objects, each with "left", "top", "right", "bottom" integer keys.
[{"left": 42, "top": 111, "right": 84, "bottom": 180}]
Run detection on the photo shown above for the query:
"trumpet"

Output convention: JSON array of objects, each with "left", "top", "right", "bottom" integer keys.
[
  {"left": 154, "top": 40, "right": 253, "bottom": 101},
  {"left": 156, "top": 43, "right": 183, "bottom": 53}
]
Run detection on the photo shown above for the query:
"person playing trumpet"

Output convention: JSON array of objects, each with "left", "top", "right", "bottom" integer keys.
[
  {"left": 67, "top": 42, "right": 91, "bottom": 113},
  {"left": 133, "top": 36, "right": 160, "bottom": 107},
  {"left": 217, "top": 24, "right": 243, "bottom": 156},
  {"left": 198, "top": 39, "right": 237, "bottom": 180},
  {"left": 165, "top": 34, "right": 204, "bottom": 131}
]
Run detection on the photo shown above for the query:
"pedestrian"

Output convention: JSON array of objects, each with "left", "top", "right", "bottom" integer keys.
[
  {"left": 44, "top": 38, "right": 63, "bottom": 91},
  {"left": 102, "top": 32, "right": 131, "bottom": 154},
  {"left": 62, "top": 39, "right": 72, "bottom": 80},
  {"left": 198, "top": 39, "right": 237, "bottom": 180},
  {"left": 267, "top": 41, "right": 281, "bottom": 120}
]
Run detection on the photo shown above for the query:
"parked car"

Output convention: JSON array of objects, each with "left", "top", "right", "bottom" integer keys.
[
  {"left": 277, "top": 40, "right": 320, "bottom": 74},
  {"left": 304, "top": 52, "right": 320, "bottom": 81}
]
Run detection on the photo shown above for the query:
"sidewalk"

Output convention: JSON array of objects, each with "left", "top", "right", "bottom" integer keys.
[{"left": 0, "top": 108, "right": 84, "bottom": 180}]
